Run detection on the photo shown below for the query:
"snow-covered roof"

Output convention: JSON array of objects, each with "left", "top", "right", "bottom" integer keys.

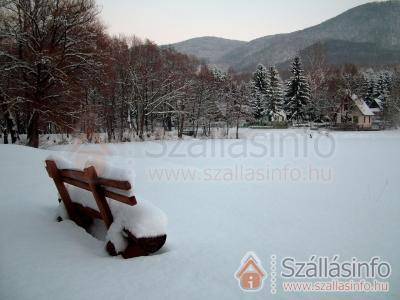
[
  {"left": 370, "top": 107, "right": 381, "bottom": 113},
  {"left": 273, "top": 110, "right": 286, "bottom": 117},
  {"left": 374, "top": 98, "right": 383, "bottom": 109},
  {"left": 351, "top": 94, "right": 374, "bottom": 116}
]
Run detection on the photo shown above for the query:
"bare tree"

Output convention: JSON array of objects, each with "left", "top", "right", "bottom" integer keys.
[
  {"left": 303, "top": 42, "right": 331, "bottom": 121},
  {"left": 0, "top": 0, "right": 103, "bottom": 147}
]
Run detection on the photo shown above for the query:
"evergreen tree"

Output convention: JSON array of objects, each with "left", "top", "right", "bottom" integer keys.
[
  {"left": 265, "top": 66, "right": 284, "bottom": 120},
  {"left": 364, "top": 80, "right": 377, "bottom": 106},
  {"left": 211, "top": 67, "right": 228, "bottom": 82},
  {"left": 376, "top": 71, "right": 392, "bottom": 107},
  {"left": 284, "top": 57, "right": 311, "bottom": 121},
  {"left": 250, "top": 64, "right": 269, "bottom": 120},
  {"left": 361, "top": 71, "right": 378, "bottom": 106},
  {"left": 362, "top": 71, "right": 392, "bottom": 108}
]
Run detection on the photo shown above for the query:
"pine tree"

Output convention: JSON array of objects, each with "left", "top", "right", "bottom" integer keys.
[
  {"left": 211, "top": 67, "right": 228, "bottom": 82},
  {"left": 376, "top": 71, "right": 392, "bottom": 107},
  {"left": 250, "top": 64, "right": 269, "bottom": 121},
  {"left": 361, "top": 71, "right": 377, "bottom": 106},
  {"left": 362, "top": 71, "right": 392, "bottom": 108},
  {"left": 265, "top": 66, "right": 284, "bottom": 120},
  {"left": 284, "top": 57, "right": 311, "bottom": 122}
]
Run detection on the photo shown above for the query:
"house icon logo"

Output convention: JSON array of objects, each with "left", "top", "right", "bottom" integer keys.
[{"left": 235, "top": 252, "right": 267, "bottom": 292}]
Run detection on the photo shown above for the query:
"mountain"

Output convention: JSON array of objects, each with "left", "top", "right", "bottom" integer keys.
[
  {"left": 165, "top": 36, "right": 246, "bottom": 65},
  {"left": 168, "top": 1, "right": 400, "bottom": 72},
  {"left": 278, "top": 39, "right": 400, "bottom": 70},
  {"left": 221, "top": 1, "right": 400, "bottom": 71}
]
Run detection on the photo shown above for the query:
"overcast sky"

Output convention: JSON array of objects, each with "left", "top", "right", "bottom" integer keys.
[{"left": 97, "top": 0, "right": 376, "bottom": 45}]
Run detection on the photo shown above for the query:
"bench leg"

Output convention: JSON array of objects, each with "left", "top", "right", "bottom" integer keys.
[
  {"left": 122, "top": 243, "right": 149, "bottom": 259},
  {"left": 105, "top": 240, "right": 148, "bottom": 258},
  {"left": 106, "top": 231, "right": 167, "bottom": 259},
  {"left": 46, "top": 160, "right": 79, "bottom": 224}
]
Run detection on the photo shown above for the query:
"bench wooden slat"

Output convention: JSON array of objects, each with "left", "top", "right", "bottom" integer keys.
[
  {"left": 61, "top": 176, "right": 91, "bottom": 192},
  {"left": 98, "top": 177, "right": 131, "bottom": 191},
  {"left": 61, "top": 176, "right": 137, "bottom": 206},
  {"left": 103, "top": 190, "right": 137, "bottom": 206},
  {"left": 59, "top": 169, "right": 86, "bottom": 182},
  {"left": 60, "top": 169, "right": 132, "bottom": 191},
  {"left": 73, "top": 202, "right": 102, "bottom": 219}
]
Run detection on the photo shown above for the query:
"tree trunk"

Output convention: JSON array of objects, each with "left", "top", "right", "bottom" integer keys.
[
  {"left": 144, "top": 114, "right": 149, "bottom": 133},
  {"left": 139, "top": 111, "right": 145, "bottom": 140},
  {"left": 236, "top": 118, "right": 240, "bottom": 139},
  {"left": 167, "top": 114, "right": 172, "bottom": 131},
  {"left": 119, "top": 104, "right": 124, "bottom": 142},
  {"left": 4, "top": 111, "right": 17, "bottom": 144},
  {"left": 3, "top": 130, "right": 8, "bottom": 144},
  {"left": 178, "top": 114, "right": 185, "bottom": 139},
  {"left": 194, "top": 121, "right": 199, "bottom": 138},
  {"left": 27, "top": 111, "right": 39, "bottom": 148}
]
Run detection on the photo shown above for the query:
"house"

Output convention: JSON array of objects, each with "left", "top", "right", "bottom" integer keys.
[
  {"left": 369, "top": 98, "right": 385, "bottom": 129},
  {"left": 336, "top": 94, "right": 374, "bottom": 129},
  {"left": 271, "top": 110, "right": 287, "bottom": 122},
  {"left": 235, "top": 254, "right": 266, "bottom": 291}
]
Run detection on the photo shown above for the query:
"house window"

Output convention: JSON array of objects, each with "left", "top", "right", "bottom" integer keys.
[
  {"left": 364, "top": 116, "right": 366, "bottom": 123},
  {"left": 353, "top": 116, "right": 359, "bottom": 124}
]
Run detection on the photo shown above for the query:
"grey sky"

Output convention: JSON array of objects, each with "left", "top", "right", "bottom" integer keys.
[{"left": 97, "top": 0, "right": 377, "bottom": 45}]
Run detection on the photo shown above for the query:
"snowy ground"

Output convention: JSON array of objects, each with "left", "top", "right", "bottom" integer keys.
[{"left": 1, "top": 129, "right": 399, "bottom": 299}]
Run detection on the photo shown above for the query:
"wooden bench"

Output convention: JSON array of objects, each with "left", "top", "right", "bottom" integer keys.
[{"left": 45, "top": 160, "right": 166, "bottom": 258}]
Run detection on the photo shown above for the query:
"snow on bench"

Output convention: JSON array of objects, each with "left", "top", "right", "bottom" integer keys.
[{"left": 45, "top": 154, "right": 167, "bottom": 258}]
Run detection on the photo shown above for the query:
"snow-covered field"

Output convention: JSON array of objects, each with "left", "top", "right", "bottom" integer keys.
[{"left": 1, "top": 129, "right": 399, "bottom": 299}]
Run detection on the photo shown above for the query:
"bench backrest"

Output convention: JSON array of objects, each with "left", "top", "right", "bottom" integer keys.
[{"left": 45, "top": 160, "right": 136, "bottom": 228}]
